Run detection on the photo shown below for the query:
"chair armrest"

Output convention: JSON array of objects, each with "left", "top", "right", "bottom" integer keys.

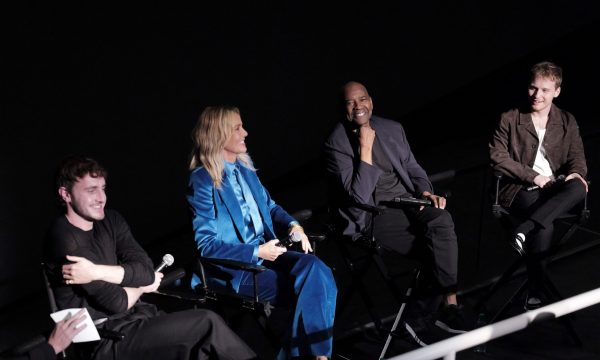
[
  {"left": 491, "top": 172, "right": 507, "bottom": 218},
  {"left": 158, "top": 267, "right": 186, "bottom": 290},
  {"left": 195, "top": 257, "right": 267, "bottom": 306},
  {"left": 291, "top": 209, "right": 313, "bottom": 222},
  {"left": 349, "top": 201, "right": 387, "bottom": 215},
  {"left": 199, "top": 257, "right": 267, "bottom": 273},
  {"left": 306, "top": 233, "right": 326, "bottom": 243},
  {"left": 98, "top": 328, "right": 125, "bottom": 341}
]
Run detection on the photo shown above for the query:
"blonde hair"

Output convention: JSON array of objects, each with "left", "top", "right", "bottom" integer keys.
[
  {"left": 531, "top": 61, "right": 563, "bottom": 88},
  {"left": 189, "top": 106, "right": 255, "bottom": 187}
]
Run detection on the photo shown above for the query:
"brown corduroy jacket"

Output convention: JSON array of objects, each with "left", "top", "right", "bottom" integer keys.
[{"left": 489, "top": 104, "right": 587, "bottom": 207}]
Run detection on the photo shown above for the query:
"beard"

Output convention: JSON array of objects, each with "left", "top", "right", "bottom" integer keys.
[{"left": 70, "top": 196, "right": 105, "bottom": 222}]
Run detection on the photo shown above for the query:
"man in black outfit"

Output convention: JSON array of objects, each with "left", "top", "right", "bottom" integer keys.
[
  {"left": 44, "top": 155, "right": 256, "bottom": 360},
  {"left": 324, "top": 81, "right": 468, "bottom": 346}
]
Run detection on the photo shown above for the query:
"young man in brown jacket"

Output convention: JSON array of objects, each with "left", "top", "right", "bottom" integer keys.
[{"left": 489, "top": 61, "right": 588, "bottom": 309}]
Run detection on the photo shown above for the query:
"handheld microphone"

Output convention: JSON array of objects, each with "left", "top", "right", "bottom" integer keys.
[
  {"left": 526, "top": 174, "right": 565, "bottom": 191},
  {"left": 277, "top": 231, "right": 303, "bottom": 247},
  {"left": 155, "top": 254, "right": 174, "bottom": 272},
  {"left": 392, "top": 196, "right": 433, "bottom": 207}
]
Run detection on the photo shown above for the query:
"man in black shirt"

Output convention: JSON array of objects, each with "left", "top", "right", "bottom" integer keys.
[
  {"left": 324, "top": 81, "right": 468, "bottom": 345},
  {"left": 44, "top": 155, "right": 256, "bottom": 360}
]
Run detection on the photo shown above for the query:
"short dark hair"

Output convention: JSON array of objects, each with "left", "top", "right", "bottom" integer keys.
[{"left": 56, "top": 155, "right": 107, "bottom": 205}]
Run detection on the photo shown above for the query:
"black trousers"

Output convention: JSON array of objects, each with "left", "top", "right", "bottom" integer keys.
[
  {"left": 82, "top": 304, "right": 256, "bottom": 360},
  {"left": 372, "top": 205, "right": 458, "bottom": 312},
  {"left": 510, "top": 179, "right": 587, "bottom": 253},
  {"left": 510, "top": 179, "right": 587, "bottom": 293}
]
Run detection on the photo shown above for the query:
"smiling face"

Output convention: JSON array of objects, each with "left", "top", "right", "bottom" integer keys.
[
  {"left": 222, "top": 112, "right": 248, "bottom": 163},
  {"left": 59, "top": 174, "right": 106, "bottom": 230},
  {"left": 528, "top": 76, "right": 561, "bottom": 113},
  {"left": 344, "top": 82, "right": 373, "bottom": 127}
]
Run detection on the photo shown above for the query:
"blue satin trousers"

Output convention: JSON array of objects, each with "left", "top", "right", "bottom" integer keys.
[{"left": 238, "top": 251, "right": 337, "bottom": 357}]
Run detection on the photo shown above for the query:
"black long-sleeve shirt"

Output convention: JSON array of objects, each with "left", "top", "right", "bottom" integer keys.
[{"left": 44, "top": 210, "right": 155, "bottom": 320}]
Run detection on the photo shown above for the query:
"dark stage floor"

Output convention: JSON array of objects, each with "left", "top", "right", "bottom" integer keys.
[{"left": 330, "top": 227, "right": 600, "bottom": 360}]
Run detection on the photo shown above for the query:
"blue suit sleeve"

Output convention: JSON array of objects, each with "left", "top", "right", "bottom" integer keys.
[{"left": 188, "top": 170, "right": 257, "bottom": 263}]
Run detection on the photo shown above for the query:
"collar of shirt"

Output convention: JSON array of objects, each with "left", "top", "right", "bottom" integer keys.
[{"left": 223, "top": 160, "right": 237, "bottom": 179}]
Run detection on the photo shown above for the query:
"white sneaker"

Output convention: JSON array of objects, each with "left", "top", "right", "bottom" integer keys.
[{"left": 511, "top": 233, "right": 526, "bottom": 256}]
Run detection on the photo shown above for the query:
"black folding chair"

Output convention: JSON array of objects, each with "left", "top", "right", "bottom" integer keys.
[
  {"left": 191, "top": 209, "right": 326, "bottom": 358},
  {"left": 328, "top": 199, "right": 427, "bottom": 359},
  {"left": 41, "top": 263, "right": 125, "bottom": 359},
  {"left": 475, "top": 173, "right": 590, "bottom": 345}
]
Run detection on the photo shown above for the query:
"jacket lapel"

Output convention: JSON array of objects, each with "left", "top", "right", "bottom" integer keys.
[
  {"left": 370, "top": 117, "right": 416, "bottom": 193},
  {"left": 216, "top": 171, "right": 246, "bottom": 242},
  {"left": 545, "top": 104, "right": 562, "bottom": 137},
  {"left": 238, "top": 165, "right": 276, "bottom": 239},
  {"left": 518, "top": 111, "right": 537, "bottom": 138}
]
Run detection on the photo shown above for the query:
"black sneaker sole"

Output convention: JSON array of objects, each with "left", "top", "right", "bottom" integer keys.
[
  {"left": 524, "top": 299, "right": 543, "bottom": 311},
  {"left": 434, "top": 320, "right": 468, "bottom": 334}
]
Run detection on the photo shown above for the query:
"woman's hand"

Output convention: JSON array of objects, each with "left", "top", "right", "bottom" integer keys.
[
  {"left": 296, "top": 231, "right": 313, "bottom": 254},
  {"left": 258, "top": 240, "right": 287, "bottom": 261}
]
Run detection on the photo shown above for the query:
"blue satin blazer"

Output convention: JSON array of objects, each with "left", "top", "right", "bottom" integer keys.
[{"left": 187, "top": 162, "right": 296, "bottom": 291}]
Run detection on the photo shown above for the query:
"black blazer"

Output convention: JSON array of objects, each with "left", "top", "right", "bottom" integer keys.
[{"left": 324, "top": 115, "right": 433, "bottom": 237}]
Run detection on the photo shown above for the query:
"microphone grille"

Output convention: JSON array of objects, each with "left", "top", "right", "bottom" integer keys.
[
  {"left": 163, "top": 254, "right": 174, "bottom": 266},
  {"left": 290, "top": 232, "right": 303, "bottom": 243}
]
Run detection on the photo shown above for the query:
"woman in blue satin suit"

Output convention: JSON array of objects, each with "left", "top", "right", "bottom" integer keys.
[{"left": 187, "top": 106, "right": 337, "bottom": 360}]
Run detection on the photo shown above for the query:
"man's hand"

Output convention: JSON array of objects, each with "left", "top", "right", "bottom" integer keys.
[
  {"left": 63, "top": 255, "right": 125, "bottom": 285},
  {"left": 533, "top": 174, "right": 553, "bottom": 189},
  {"left": 422, "top": 191, "right": 446, "bottom": 209},
  {"left": 63, "top": 255, "right": 98, "bottom": 284},
  {"left": 47, "top": 308, "right": 87, "bottom": 354},
  {"left": 258, "top": 240, "right": 287, "bottom": 261},
  {"left": 124, "top": 272, "right": 164, "bottom": 309},
  {"left": 565, "top": 173, "right": 589, "bottom": 192},
  {"left": 358, "top": 126, "right": 376, "bottom": 165},
  {"left": 140, "top": 272, "right": 163, "bottom": 294}
]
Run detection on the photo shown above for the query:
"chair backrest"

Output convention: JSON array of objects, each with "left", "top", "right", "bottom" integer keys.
[
  {"left": 41, "top": 263, "right": 59, "bottom": 314},
  {"left": 41, "top": 263, "right": 127, "bottom": 359}
]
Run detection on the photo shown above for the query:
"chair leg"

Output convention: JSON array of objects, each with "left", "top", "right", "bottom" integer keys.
[
  {"left": 379, "top": 269, "right": 420, "bottom": 359},
  {"left": 489, "top": 279, "right": 528, "bottom": 323},
  {"left": 336, "top": 244, "right": 386, "bottom": 334},
  {"left": 379, "top": 301, "right": 408, "bottom": 359},
  {"left": 352, "top": 269, "right": 384, "bottom": 333},
  {"left": 557, "top": 315, "right": 583, "bottom": 346},
  {"left": 372, "top": 254, "right": 406, "bottom": 304},
  {"left": 475, "top": 257, "right": 525, "bottom": 311},
  {"left": 540, "top": 275, "right": 583, "bottom": 346},
  {"left": 256, "top": 314, "right": 283, "bottom": 351}
]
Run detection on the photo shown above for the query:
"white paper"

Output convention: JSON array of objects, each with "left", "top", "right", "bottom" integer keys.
[{"left": 50, "top": 308, "right": 100, "bottom": 343}]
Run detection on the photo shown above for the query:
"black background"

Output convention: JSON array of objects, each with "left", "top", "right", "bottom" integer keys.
[{"left": 2, "top": 3, "right": 599, "bottom": 312}]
